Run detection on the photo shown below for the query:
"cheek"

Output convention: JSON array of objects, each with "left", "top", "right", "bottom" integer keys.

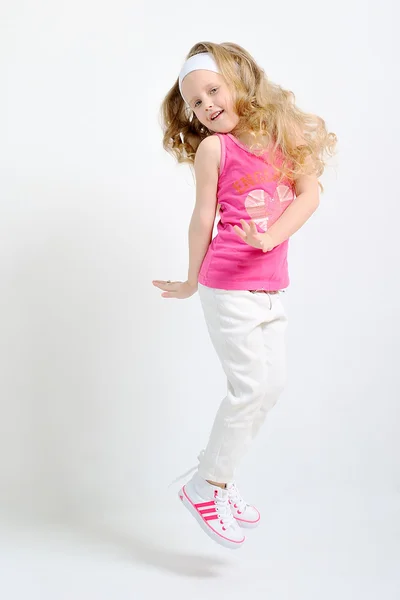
[
  {"left": 197, "top": 112, "right": 208, "bottom": 125},
  {"left": 193, "top": 109, "right": 205, "bottom": 122},
  {"left": 222, "top": 94, "right": 234, "bottom": 113},
  {"left": 196, "top": 113, "right": 211, "bottom": 129}
]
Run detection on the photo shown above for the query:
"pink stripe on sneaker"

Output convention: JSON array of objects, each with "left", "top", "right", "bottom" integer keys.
[
  {"left": 204, "top": 515, "right": 218, "bottom": 521},
  {"left": 198, "top": 507, "right": 216, "bottom": 515},
  {"left": 182, "top": 486, "right": 245, "bottom": 545},
  {"left": 194, "top": 500, "right": 215, "bottom": 508}
]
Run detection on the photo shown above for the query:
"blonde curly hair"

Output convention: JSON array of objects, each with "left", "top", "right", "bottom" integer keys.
[{"left": 160, "top": 41, "right": 337, "bottom": 187}]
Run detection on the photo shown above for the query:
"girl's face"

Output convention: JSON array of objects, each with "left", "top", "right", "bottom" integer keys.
[{"left": 181, "top": 71, "right": 239, "bottom": 133}]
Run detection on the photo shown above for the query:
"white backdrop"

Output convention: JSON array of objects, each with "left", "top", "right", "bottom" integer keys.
[{"left": 0, "top": 0, "right": 398, "bottom": 529}]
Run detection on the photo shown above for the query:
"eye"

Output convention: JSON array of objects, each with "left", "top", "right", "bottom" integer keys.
[
  {"left": 210, "top": 87, "right": 218, "bottom": 94},
  {"left": 194, "top": 100, "right": 201, "bottom": 108}
]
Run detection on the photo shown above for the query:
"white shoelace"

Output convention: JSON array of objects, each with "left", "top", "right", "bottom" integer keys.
[
  {"left": 214, "top": 490, "right": 235, "bottom": 527},
  {"left": 168, "top": 464, "right": 197, "bottom": 488},
  {"left": 168, "top": 450, "right": 205, "bottom": 488},
  {"left": 169, "top": 451, "right": 237, "bottom": 527},
  {"left": 227, "top": 483, "right": 247, "bottom": 513}
]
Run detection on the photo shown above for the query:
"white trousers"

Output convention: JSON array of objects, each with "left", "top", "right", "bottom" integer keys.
[{"left": 197, "top": 283, "right": 288, "bottom": 483}]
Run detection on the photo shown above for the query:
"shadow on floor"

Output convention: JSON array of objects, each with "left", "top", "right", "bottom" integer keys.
[{"left": 66, "top": 519, "right": 230, "bottom": 579}]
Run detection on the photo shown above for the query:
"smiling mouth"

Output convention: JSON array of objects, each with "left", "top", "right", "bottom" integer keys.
[{"left": 211, "top": 110, "right": 224, "bottom": 121}]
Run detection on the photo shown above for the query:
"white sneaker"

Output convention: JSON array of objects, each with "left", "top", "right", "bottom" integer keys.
[
  {"left": 179, "top": 473, "right": 245, "bottom": 550},
  {"left": 227, "top": 482, "right": 261, "bottom": 529}
]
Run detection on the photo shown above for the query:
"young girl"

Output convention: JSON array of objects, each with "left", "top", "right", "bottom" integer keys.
[{"left": 153, "top": 41, "right": 336, "bottom": 550}]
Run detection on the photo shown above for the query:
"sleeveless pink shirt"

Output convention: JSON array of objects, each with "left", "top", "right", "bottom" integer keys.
[{"left": 198, "top": 133, "right": 295, "bottom": 291}]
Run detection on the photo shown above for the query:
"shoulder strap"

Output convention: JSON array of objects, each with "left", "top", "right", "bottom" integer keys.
[{"left": 213, "top": 133, "right": 227, "bottom": 176}]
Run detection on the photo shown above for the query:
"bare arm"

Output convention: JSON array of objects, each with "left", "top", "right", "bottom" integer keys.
[
  {"left": 187, "top": 135, "right": 220, "bottom": 286},
  {"left": 152, "top": 135, "right": 220, "bottom": 299},
  {"left": 233, "top": 171, "right": 320, "bottom": 252},
  {"left": 234, "top": 133, "right": 321, "bottom": 253},
  {"left": 266, "top": 172, "right": 320, "bottom": 250},
  {"left": 265, "top": 131, "right": 321, "bottom": 248}
]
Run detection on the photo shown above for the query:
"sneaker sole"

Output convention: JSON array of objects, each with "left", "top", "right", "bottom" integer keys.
[
  {"left": 235, "top": 517, "right": 261, "bottom": 529},
  {"left": 179, "top": 486, "right": 245, "bottom": 550}
]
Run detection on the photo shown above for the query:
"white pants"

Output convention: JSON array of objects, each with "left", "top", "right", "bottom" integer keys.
[{"left": 197, "top": 283, "right": 288, "bottom": 483}]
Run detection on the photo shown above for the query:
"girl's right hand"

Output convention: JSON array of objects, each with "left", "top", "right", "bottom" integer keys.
[
  {"left": 234, "top": 220, "right": 274, "bottom": 252},
  {"left": 152, "top": 279, "right": 198, "bottom": 299}
]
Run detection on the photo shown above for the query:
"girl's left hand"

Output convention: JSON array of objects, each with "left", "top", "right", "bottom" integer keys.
[
  {"left": 234, "top": 220, "right": 274, "bottom": 253},
  {"left": 152, "top": 279, "right": 198, "bottom": 299}
]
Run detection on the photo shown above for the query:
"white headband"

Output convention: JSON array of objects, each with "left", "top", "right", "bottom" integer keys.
[{"left": 178, "top": 52, "right": 220, "bottom": 102}]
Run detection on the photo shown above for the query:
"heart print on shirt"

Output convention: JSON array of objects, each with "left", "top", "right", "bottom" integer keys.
[{"left": 244, "top": 185, "right": 294, "bottom": 231}]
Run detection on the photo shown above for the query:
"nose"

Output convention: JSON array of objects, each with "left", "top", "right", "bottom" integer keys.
[{"left": 205, "top": 103, "right": 213, "bottom": 112}]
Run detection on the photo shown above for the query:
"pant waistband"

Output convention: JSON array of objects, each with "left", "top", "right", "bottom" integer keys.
[{"left": 249, "top": 290, "right": 280, "bottom": 294}]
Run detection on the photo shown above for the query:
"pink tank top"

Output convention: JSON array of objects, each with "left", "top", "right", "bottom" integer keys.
[{"left": 198, "top": 133, "right": 295, "bottom": 291}]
